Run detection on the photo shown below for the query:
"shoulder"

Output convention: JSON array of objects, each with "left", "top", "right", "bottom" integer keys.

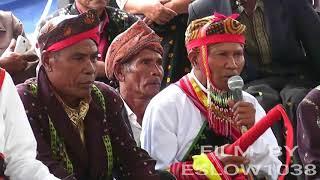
[
  {"left": 16, "top": 78, "right": 38, "bottom": 102},
  {"left": 0, "top": 10, "right": 17, "bottom": 27},
  {"left": 148, "top": 84, "right": 187, "bottom": 109},
  {"left": 299, "top": 86, "right": 320, "bottom": 107},
  {"left": 242, "top": 91, "right": 259, "bottom": 104},
  {"left": 93, "top": 81, "right": 123, "bottom": 107},
  {"left": 37, "top": 5, "right": 74, "bottom": 31},
  {"left": 242, "top": 90, "right": 266, "bottom": 114},
  {"left": 0, "top": 68, "right": 5, "bottom": 90},
  {"left": 0, "top": 71, "right": 14, "bottom": 97},
  {"left": 0, "top": 10, "right": 13, "bottom": 19},
  {"left": 52, "top": 4, "right": 74, "bottom": 17}
]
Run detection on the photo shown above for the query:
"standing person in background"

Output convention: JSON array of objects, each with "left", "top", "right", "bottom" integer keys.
[
  {"left": 0, "top": 68, "right": 59, "bottom": 180},
  {"left": 0, "top": 10, "right": 38, "bottom": 84}
]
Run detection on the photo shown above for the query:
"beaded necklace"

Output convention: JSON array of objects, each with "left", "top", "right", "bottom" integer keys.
[{"left": 189, "top": 76, "right": 241, "bottom": 140}]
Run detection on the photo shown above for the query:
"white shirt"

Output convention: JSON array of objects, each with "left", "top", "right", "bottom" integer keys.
[
  {"left": 141, "top": 72, "right": 282, "bottom": 179},
  {"left": 0, "top": 72, "right": 59, "bottom": 180},
  {"left": 122, "top": 100, "right": 142, "bottom": 147},
  {"left": 116, "top": 0, "right": 128, "bottom": 9}
]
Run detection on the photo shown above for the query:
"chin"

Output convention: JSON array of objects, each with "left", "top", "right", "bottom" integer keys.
[
  {"left": 75, "top": 92, "right": 91, "bottom": 101},
  {"left": 76, "top": 88, "right": 92, "bottom": 98},
  {"left": 146, "top": 90, "right": 160, "bottom": 98}
]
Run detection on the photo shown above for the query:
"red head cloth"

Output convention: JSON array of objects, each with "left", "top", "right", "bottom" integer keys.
[
  {"left": 105, "top": 20, "right": 163, "bottom": 80},
  {"left": 224, "top": 104, "right": 294, "bottom": 180},
  {"left": 37, "top": 9, "right": 100, "bottom": 52}
]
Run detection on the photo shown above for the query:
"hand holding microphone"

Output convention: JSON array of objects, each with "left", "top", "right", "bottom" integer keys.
[{"left": 228, "top": 76, "right": 255, "bottom": 133}]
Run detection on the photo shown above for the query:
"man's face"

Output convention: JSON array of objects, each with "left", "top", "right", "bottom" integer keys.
[
  {"left": 121, "top": 48, "right": 164, "bottom": 98},
  {"left": 45, "top": 39, "right": 98, "bottom": 100},
  {"left": 76, "top": 0, "right": 108, "bottom": 11},
  {"left": 205, "top": 42, "right": 245, "bottom": 90}
]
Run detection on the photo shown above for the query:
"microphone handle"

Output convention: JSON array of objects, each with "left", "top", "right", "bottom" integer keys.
[
  {"left": 233, "top": 88, "right": 243, "bottom": 102},
  {"left": 232, "top": 88, "right": 247, "bottom": 133}
]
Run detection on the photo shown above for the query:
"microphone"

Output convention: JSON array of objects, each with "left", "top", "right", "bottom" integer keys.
[{"left": 227, "top": 75, "right": 247, "bottom": 133}]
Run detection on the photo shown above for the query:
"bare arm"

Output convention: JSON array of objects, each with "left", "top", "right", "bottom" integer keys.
[
  {"left": 163, "top": 0, "right": 192, "bottom": 14},
  {"left": 122, "top": 0, "right": 177, "bottom": 25}
]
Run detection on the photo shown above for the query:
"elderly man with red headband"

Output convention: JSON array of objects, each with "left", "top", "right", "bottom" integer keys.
[
  {"left": 141, "top": 13, "right": 282, "bottom": 179},
  {"left": 16, "top": 10, "right": 170, "bottom": 180}
]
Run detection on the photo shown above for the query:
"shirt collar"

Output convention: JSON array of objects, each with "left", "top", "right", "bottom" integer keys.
[
  {"left": 123, "top": 99, "right": 135, "bottom": 118},
  {"left": 189, "top": 70, "right": 209, "bottom": 94},
  {"left": 121, "top": 97, "right": 141, "bottom": 129}
]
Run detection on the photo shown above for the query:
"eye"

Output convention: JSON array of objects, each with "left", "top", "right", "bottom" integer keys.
[
  {"left": 157, "top": 59, "right": 162, "bottom": 65},
  {"left": 217, "top": 52, "right": 228, "bottom": 57},
  {"left": 90, "top": 54, "right": 99, "bottom": 62},
  {"left": 234, "top": 52, "right": 243, "bottom": 57},
  {"left": 142, "top": 59, "right": 150, "bottom": 65},
  {"left": 73, "top": 56, "right": 84, "bottom": 61}
]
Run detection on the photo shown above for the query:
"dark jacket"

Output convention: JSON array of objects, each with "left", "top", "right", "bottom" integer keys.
[{"left": 16, "top": 67, "right": 160, "bottom": 180}]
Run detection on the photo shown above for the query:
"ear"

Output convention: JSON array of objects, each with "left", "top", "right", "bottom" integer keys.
[
  {"left": 114, "top": 64, "right": 125, "bottom": 82},
  {"left": 41, "top": 50, "right": 53, "bottom": 72},
  {"left": 188, "top": 49, "right": 201, "bottom": 71}
]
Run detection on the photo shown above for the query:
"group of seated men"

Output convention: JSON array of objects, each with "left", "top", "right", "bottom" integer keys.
[{"left": 0, "top": 0, "right": 320, "bottom": 179}]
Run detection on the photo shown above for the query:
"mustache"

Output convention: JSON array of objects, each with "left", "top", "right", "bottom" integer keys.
[
  {"left": 79, "top": 75, "right": 95, "bottom": 83},
  {"left": 146, "top": 78, "right": 162, "bottom": 85}
]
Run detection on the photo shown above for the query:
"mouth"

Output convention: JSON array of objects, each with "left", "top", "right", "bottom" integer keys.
[
  {"left": 223, "top": 74, "right": 237, "bottom": 80},
  {"left": 79, "top": 81, "right": 94, "bottom": 87},
  {"left": 146, "top": 80, "right": 161, "bottom": 87}
]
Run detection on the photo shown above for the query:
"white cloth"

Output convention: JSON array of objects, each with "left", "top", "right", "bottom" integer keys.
[
  {"left": 0, "top": 72, "right": 59, "bottom": 180},
  {"left": 141, "top": 73, "right": 282, "bottom": 179},
  {"left": 122, "top": 100, "right": 142, "bottom": 147},
  {"left": 116, "top": 0, "right": 128, "bottom": 9}
]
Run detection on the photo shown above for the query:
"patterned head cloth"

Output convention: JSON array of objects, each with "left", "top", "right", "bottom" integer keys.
[
  {"left": 185, "top": 13, "right": 246, "bottom": 51},
  {"left": 105, "top": 20, "right": 163, "bottom": 80},
  {"left": 37, "top": 9, "right": 100, "bottom": 52},
  {"left": 185, "top": 13, "right": 246, "bottom": 92}
]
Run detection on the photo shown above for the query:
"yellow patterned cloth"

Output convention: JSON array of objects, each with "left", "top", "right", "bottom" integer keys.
[
  {"left": 62, "top": 100, "right": 89, "bottom": 143},
  {"left": 192, "top": 153, "right": 222, "bottom": 180}
]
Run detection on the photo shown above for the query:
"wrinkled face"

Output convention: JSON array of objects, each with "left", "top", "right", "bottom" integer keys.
[
  {"left": 119, "top": 48, "right": 163, "bottom": 98},
  {"left": 207, "top": 43, "right": 245, "bottom": 90},
  {"left": 44, "top": 39, "right": 98, "bottom": 100},
  {"left": 76, "top": 0, "right": 108, "bottom": 11}
]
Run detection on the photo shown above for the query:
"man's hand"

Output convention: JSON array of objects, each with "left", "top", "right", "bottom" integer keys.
[
  {"left": 0, "top": 39, "right": 29, "bottom": 74},
  {"left": 228, "top": 100, "right": 256, "bottom": 129},
  {"left": 215, "top": 145, "right": 249, "bottom": 173},
  {"left": 141, "top": 0, "right": 177, "bottom": 25}
]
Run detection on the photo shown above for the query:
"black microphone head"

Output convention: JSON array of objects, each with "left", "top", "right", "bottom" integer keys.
[{"left": 227, "top": 75, "right": 244, "bottom": 91}]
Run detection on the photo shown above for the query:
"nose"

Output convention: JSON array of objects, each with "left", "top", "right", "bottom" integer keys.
[
  {"left": 151, "top": 63, "right": 164, "bottom": 78},
  {"left": 83, "top": 59, "right": 96, "bottom": 75},
  {"left": 225, "top": 56, "right": 238, "bottom": 69}
]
